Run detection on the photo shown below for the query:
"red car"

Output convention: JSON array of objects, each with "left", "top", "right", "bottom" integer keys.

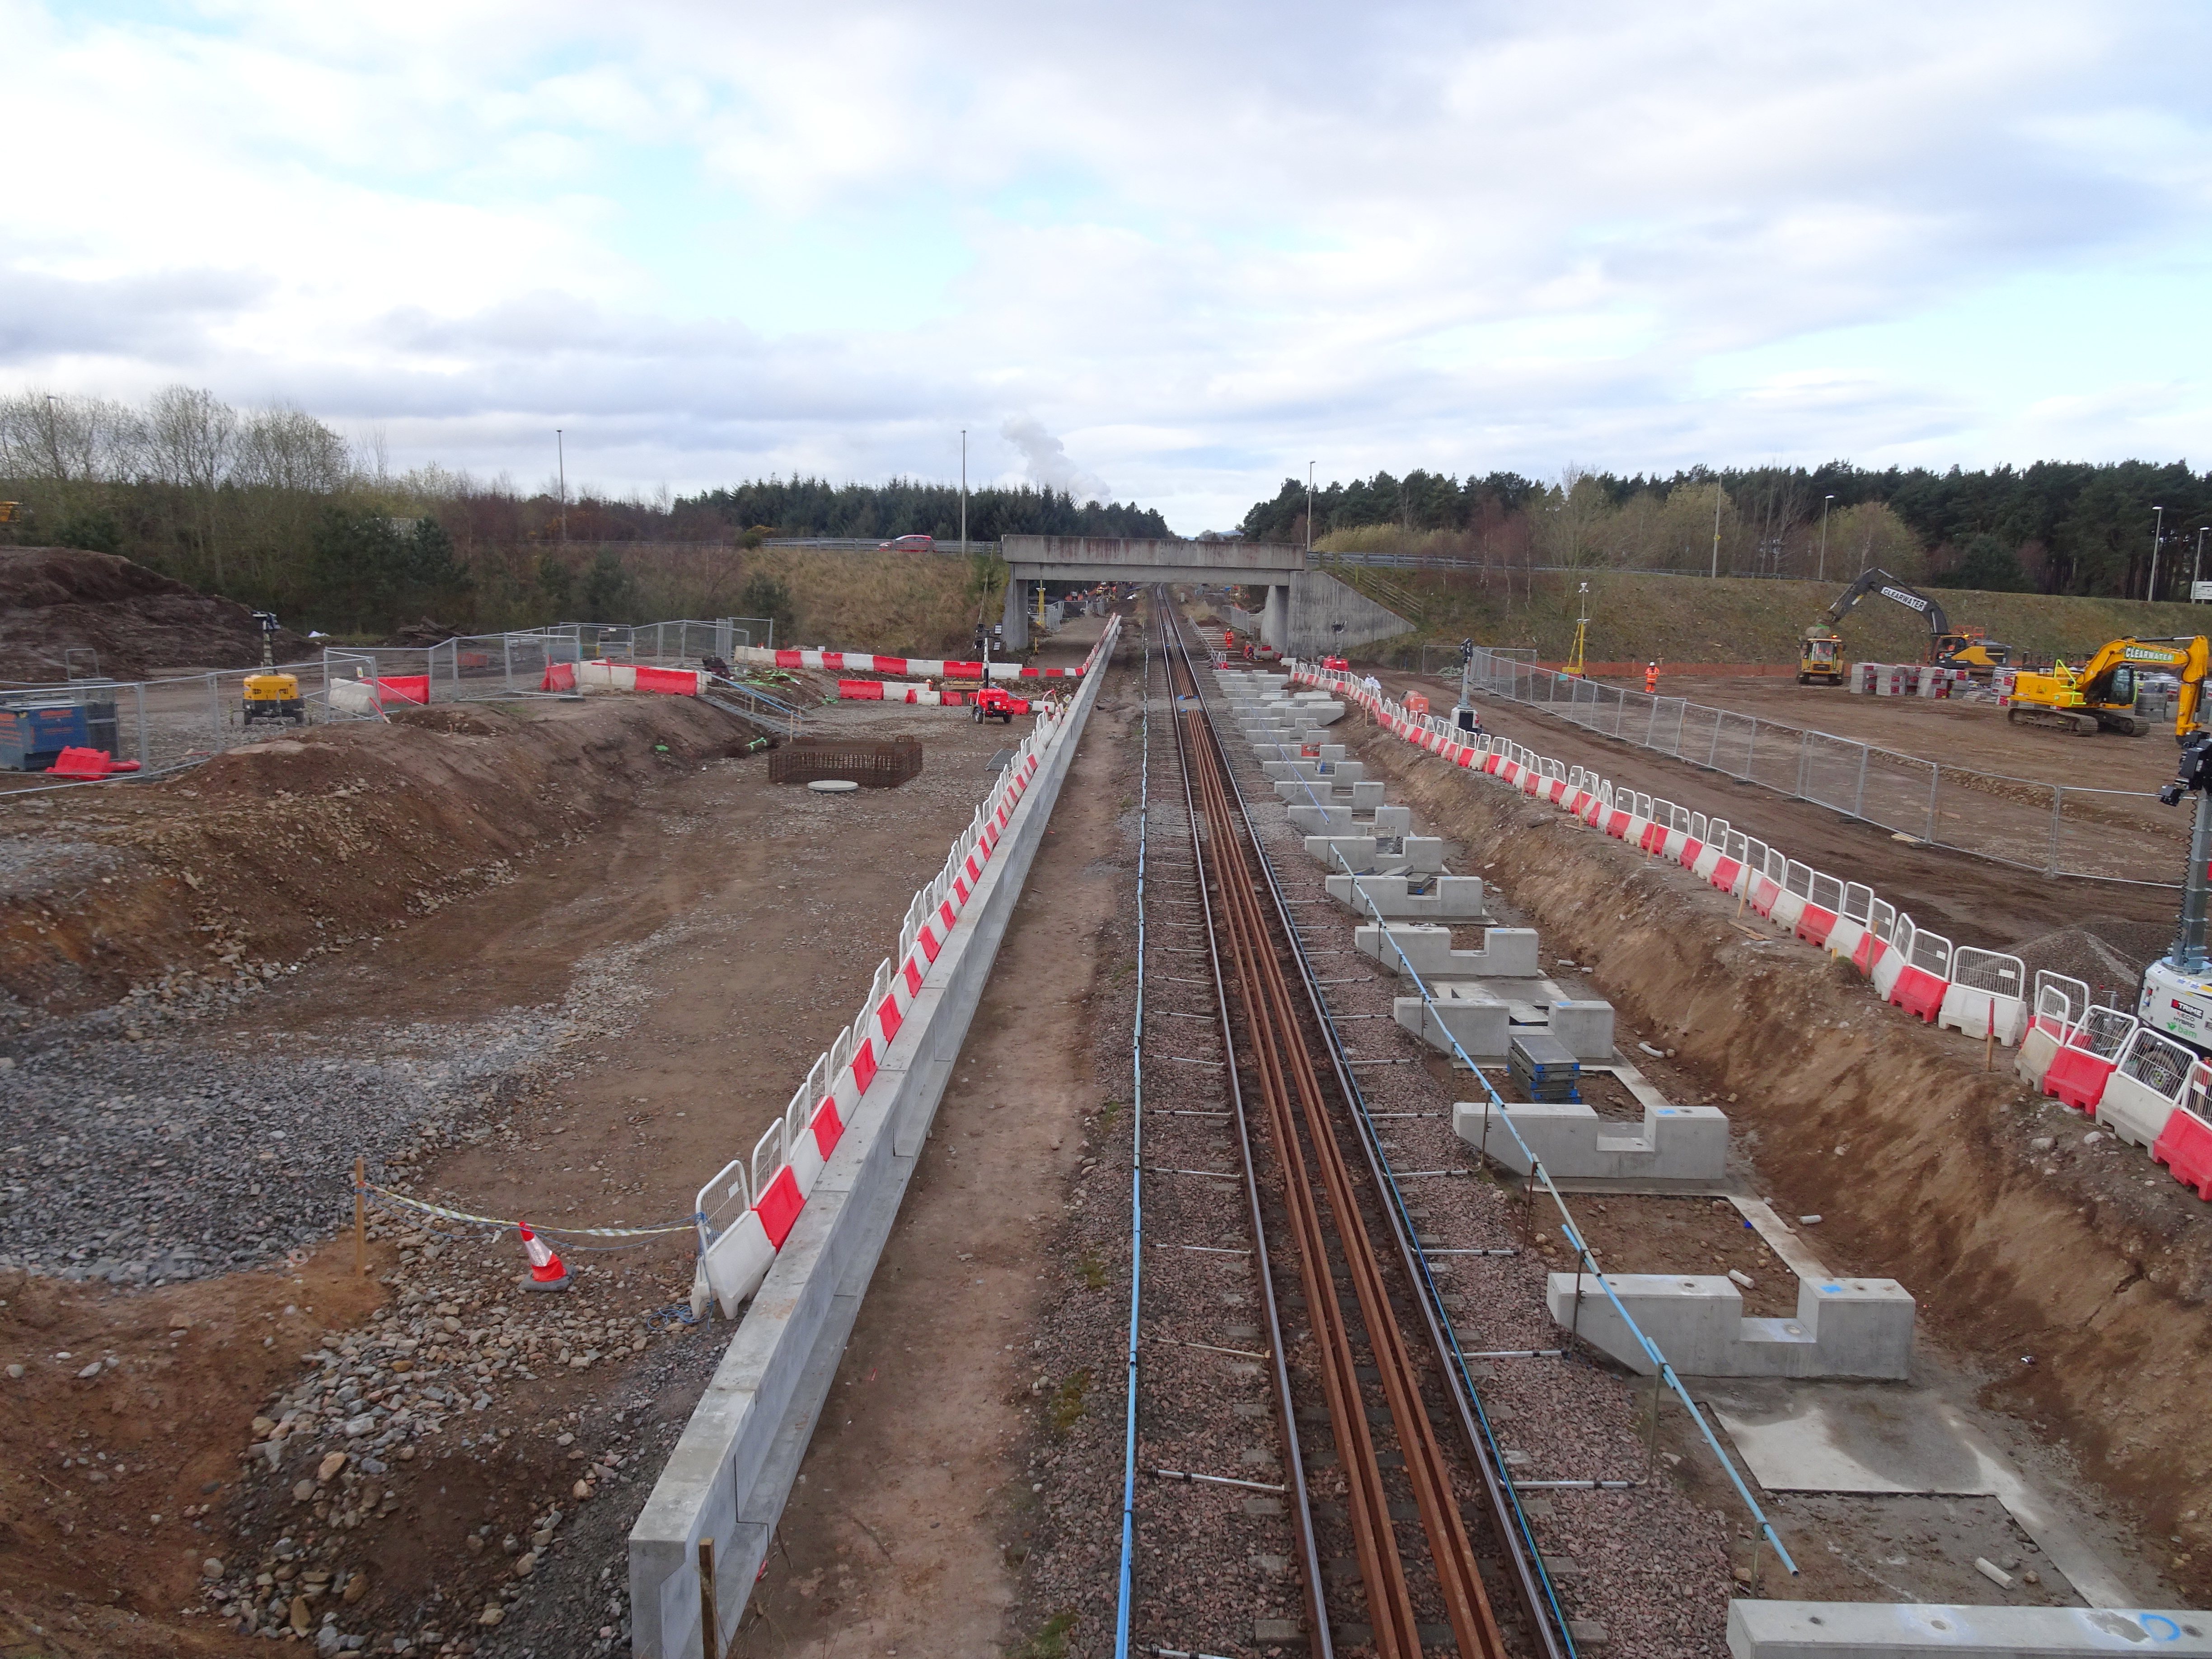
[{"left": 879, "top": 534, "right": 935, "bottom": 551}]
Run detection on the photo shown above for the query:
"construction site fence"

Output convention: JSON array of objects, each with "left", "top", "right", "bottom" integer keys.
[
  {"left": 1465, "top": 647, "right": 2179, "bottom": 887},
  {"left": 0, "top": 618, "right": 799, "bottom": 787}
]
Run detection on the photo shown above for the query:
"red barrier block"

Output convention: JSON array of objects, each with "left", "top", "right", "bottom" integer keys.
[
  {"left": 1678, "top": 837, "right": 1704, "bottom": 869},
  {"left": 838, "top": 679, "right": 886, "bottom": 700},
  {"left": 755, "top": 1165, "right": 805, "bottom": 1248},
  {"left": 540, "top": 662, "right": 576, "bottom": 691},
  {"left": 636, "top": 665, "right": 700, "bottom": 696},
  {"left": 1852, "top": 931, "right": 1886, "bottom": 975},
  {"left": 2042, "top": 1046, "right": 2116, "bottom": 1113},
  {"left": 1889, "top": 963, "right": 1947, "bottom": 1023},
  {"left": 1640, "top": 821, "right": 1667, "bottom": 854},
  {"left": 810, "top": 1098, "right": 844, "bottom": 1160},
  {"left": 1795, "top": 904, "right": 1839, "bottom": 947},
  {"left": 1604, "top": 810, "right": 1632, "bottom": 839},
  {"left": 1710, "top": 856, "right": 1742, "bottom": 893},
  {"left": 49, "top": 746, "right": 140, "bottom": 779},
  {"left": 2152, "top": 1108, "right": 2212, "bottom": 1200},
  {"left": 377, "top": 675, "right": 430, "bottom": 705},
  {"left": 1746, "top": 874, "right": 1781, "bottom": 918}
]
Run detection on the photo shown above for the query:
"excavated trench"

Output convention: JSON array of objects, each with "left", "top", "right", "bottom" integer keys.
[{"left": 1346, "top": 718, "right": 2212, "bottom": 1596}]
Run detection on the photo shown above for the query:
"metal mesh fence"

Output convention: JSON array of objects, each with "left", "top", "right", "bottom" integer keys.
[{"left": 1467, "top": 648, "right": 2177, "bottom": 884}]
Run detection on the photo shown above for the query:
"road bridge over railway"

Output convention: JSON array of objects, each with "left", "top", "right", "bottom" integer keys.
[{"left": 997, "top": 535, "right": 1412, "bottom": 655}]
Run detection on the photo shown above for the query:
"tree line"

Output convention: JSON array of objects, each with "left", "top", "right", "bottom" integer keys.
[
  {"left": 0, "top": 388, "right": 1169, "bottom": 637},
  {"left": 1239, "top": 461, "right": 2212, "bottom": 599}
]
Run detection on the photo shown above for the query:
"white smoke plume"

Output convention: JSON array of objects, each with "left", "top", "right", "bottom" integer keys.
[{"left": 1000, "top": 413, "right": 1110, "bottom": 503}]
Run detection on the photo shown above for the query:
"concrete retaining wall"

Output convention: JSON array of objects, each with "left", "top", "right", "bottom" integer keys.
[
  {"left": 626, "top": 633, "right": 1113, "bottom": 1659},
  {"left": 1728, "top": 1599, "right": 2212, "bottom": 1655}
]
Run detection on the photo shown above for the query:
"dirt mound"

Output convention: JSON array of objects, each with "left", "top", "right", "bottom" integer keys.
[
  {"left": 2013, "top": 919, "right": 2175, "bottom": 1003},
  {"left": 0, "top": 694, "right": 758, "bottom": 1017},
  {"left": 382, "top": 617, "right": 464, "bottom": 648},
  {"left": 0, "top": 547, "right": 314, "bottom": 684}
]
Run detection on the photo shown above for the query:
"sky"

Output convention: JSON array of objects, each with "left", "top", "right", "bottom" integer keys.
[{"left": 6, "top": 0, "right": 2211, "bottom": 533}]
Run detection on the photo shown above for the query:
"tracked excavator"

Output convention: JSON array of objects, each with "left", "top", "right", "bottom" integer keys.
[
  {"left": 2008, "top": 637, "right": 2210, "bottom": 737},
  {"left": 1800, "top": 568, "right": 2010, "bottom": 682}
]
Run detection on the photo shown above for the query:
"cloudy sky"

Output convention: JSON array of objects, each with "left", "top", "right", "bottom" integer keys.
[{"left": 7, "top": 0, "right": 2210, "bottom": 531}]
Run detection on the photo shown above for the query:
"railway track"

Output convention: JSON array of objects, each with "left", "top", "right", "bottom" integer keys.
[{"left": 1117, "top": 599, "right": 1569, "bottom": 1659}]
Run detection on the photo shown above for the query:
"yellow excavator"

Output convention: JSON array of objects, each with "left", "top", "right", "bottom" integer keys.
[
  {"left": 2008, "top": 636, "right": 2209, "bottom": 737},
  {"left": 1800, "top": 567, "right": 2010, "bottom": 683}
]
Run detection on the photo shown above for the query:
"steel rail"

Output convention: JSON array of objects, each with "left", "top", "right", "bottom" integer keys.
[
  {"left": 1161, "top": 609, "right": 1513, "bottom": 1659},
  {"left": 1127, "top": 609, "right": 1331, "bottom": 1658}
]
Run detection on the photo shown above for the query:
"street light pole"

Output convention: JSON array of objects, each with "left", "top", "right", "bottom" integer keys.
[
  {"left": 1306, "top": 461, "right": 1315, "bottom": 556},
  {"left": 960, "top": 429, "right": 967, "bottom": 552},
  {"left": 557, "top": 429, "right": 567, "bottom": 544},
  {"left": 1819, "top": 493, "right": 1836, "bottom": 582},
  {"left": 2195, "top": 525, "right": 2209, "bottom": 602},
  {"left": 1710, "top": 481, "right": 1723, "bottom": 579},
  {"left": 2151, "top": 504, "right": 2166, "bottom": 602}
]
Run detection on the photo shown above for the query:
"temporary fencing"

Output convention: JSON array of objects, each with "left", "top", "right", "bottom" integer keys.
[
  {"left": 1465, "top": 648, "right": 2177, "bottom": 886},
  {"left": 1292, "top": 658, "right": 2212, "bottom": 1202},
  {"left": 731, "top": 644, "right": 1083, "bottom": 682}
]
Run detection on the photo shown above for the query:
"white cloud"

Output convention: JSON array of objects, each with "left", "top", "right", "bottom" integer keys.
[{"left": 4, "top": 0, "right": 2210, "bottom": 529}]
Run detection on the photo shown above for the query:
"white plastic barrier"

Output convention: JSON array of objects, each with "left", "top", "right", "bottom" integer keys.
[
  {"left": 2016, "top": 971, "right": 2090, "bottom": 1090},
  {"left": 2098, "top": 1026, "right": 2195, "bottom": 1151},
  {"left": 1938, "top": 946, "right": 2029, "bottom": 1046}
]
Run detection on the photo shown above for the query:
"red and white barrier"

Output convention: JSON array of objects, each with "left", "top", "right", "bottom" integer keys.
[
  {"left": 734, "top": 644, "right": 1080, "bottom": 682},
  {"left": 536, "top": 661, "right": 705, "bottom": 696},
  {"left": 694, "top": 618, "right": 1118, "bottom": 1316}
]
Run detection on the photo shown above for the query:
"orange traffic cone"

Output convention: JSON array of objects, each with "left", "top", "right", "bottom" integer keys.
[{"left": 518, "top": 1222, "right": 569, "bottom": 1292}]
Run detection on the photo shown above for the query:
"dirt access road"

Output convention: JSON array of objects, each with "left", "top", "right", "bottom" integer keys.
[{"left": 0, "top": 636, "right": 1105, "bottom": 1659}]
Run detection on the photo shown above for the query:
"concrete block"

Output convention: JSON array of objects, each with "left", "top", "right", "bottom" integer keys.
[
  {"left": 1394, "top": 991, "right": 1510, "bottom": 1060},
  {"left": 1549, "top": 999, "right": 1616, "bottom": 1060},
  {"left": 1547, "top": 1270, "right": 1914, "bottom": 1378},
  {"left": 1728, "top": 1599, "right": 2212, "bottom": 1655},
  {"left": 1287, "top": 802, "right": 1353, "bottom": 834},
  {"left": 1349, "top": 780, "right": 1387, "bottom": 809},
  {"left": 1370, "top": 805, "right": 1413, "bottom": 834},
  {"left": 1304, "top": 834, "right": 1447, "bottom": 874},
  {"left": 1326, "top": 873, "right": 1487, "bottom": 920},
  {"left": 1356, "top": 923, "right": 1539, "bottom": 978},
  {"left": 1453, "top": 1099, "right": 1728, "bottom": 1180}
]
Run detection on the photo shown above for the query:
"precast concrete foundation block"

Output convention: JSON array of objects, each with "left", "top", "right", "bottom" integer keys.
[
  {"left": 1727, "top": 1600, "right": 2212, "bottom": 1655},
  {"left": 1355, "top": 923, "right": 1538, "bottom": 978},
  {"left": 1393, "top": 990, "right": 1510, "bottom": 1060},
  {"left": 1549, "top": 1000, "right": 1617, "bottom": 1060},
  {"left": 1453, "top": 1099, "right": 1728, "bottom": 1180},
  {"left": 1303, "top": 834, "right": 1446, "bottom": 874},
  {"left": 1546, "top": 1270, "right": 1915, "bottom": 1378},
  {"left": 1326, "top": 873, "right": 1487, "bottom": 920}
]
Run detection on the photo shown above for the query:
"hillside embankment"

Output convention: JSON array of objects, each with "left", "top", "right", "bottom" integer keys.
[
  {"left": 1339, "top": 565, "right": 2212, "bottom": 668},
  {"left": 1348, "top": 718, "right": 2212, "bottom": 1593}
]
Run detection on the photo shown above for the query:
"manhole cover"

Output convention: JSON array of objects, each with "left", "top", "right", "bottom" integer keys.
[{"left": 807, "top": 779, "right": 860, "bottom": 793}]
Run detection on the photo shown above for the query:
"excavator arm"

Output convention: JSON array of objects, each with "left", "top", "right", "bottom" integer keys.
[{"left": 1819, "top": 567, "right": 1952, "bottom": 637}]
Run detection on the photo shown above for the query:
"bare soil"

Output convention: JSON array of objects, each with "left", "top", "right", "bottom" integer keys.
[
  {"left": 0, "top": 547, "right": 314, "bottom": 684},
  {"left": 0, "top": 665, "right": 1084, "bottom": 1657}
]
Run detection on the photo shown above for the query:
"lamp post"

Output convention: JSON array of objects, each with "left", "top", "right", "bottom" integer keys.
[
  {"left": 960, "top": 429, "right": 967, "bottom": 552},
  {"left": 2195, "top": 525, "right": 2209, "bottom": 602},
  {"left": 1710, "top": 481, "right": 1724, "bottom": 579},
  {"left": 1306, "top": 460, "right": 1315, "bottom": 556},
  {"left": 557, "top": 429, "right": 567, "bottom": 544},
  {"left": 2151, "top": 504, "right": 2166, "bottom": 602},
  {"left": 1819, "top": 493, "right": 1836, "bottom": 582}
]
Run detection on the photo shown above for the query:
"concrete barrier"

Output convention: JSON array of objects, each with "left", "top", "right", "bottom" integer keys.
[
  {"left": 627, "top": 625, "right": 1112, "bottom": 1659},
  {"left": 1456, "top": 1100, "right": 1729, "bottom": 1180},
  {"left": 1727, "top": 1600, "right": 2212, "bottom": 1655},
  {"left": 1393, "top": 989, "right": 1510, "bottom": 1060},
  {"left": 1286, "top": 802, "right": 1414, "bottom": 835},
  {"left": 1325, "top": 872, "right": 1487, "bottom": 919},
  {"left": 1547, "top": 1271, "right": 1915, "bottom": 1378},
  {"left": 1355, "top": 922, "right": 1539, "bottom": 978},
  {"left": 1550, "top": 999, "right": 1616, "bottom": 1059},
  {"left": 1303, "top": 833, "right": 1447, "bottom": 874}
]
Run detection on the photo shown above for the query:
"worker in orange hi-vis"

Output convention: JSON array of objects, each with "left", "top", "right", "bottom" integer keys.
[{"left": 1644, "top": 661, "right": 1659, "bottom": 693}]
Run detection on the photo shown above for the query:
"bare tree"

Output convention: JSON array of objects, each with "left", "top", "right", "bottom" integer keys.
[{"left": 145, "top": 386, "right": 238, "bottom": 580}]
